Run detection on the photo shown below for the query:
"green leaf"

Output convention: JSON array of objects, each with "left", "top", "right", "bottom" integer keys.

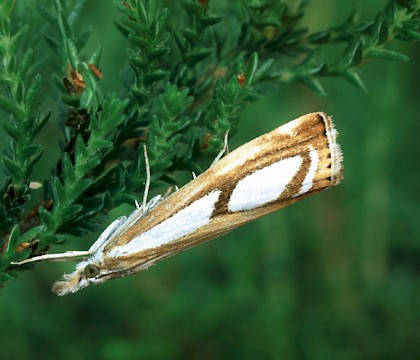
[
  {"left": 2, "top": 122, "right": 20, "bottom": 141},
  {"left": 36, "top": 3, "right": 56, "bottom": 22},
  {"left": 180, "top": 0, "right": 203, "bottom": 15},
  {"left": 309, "top": 30, "right": 331, "bottom": 44},
  {"left": 200, "top": 15, "right": 223, "bottom": 27},
  {"left": 253, "top": 58, "right": 273, "bottom": 83},
  {"left": 146, "top": 0, "right": 159, "bottom": 21},
  {"left": 0, "top": 74, "right": 14, "bottom": 88},
  {"left": 148, "top": 47, "right": 171, "bottom": 61},
  {"left": 243, "top": 92, "right": 260, "bottom": 103},
  {"left": 340, "top": 38, "right": 364, "bottom": 68},
  {"left": 367, "top": 48, "right": 409, "bottom": 61},
  {"left": 58, "top": 10, "right": 74, "bottom": 47},
  {"left": 18, "top": 48, "right": 34, "bottom": 77},
  {"left": 89, "top": 139, "right": 113, "bottom": 150},
  {"left": 369, "top": 14, "right": 389, "bottom": 46},
  {"left": 300, "top": 77, "right": 327, "bottom": 97},
  {"left": 129, "top": 55, "right": 148, "bottom": 69},
  {"left": 89, "top": 45, "right": 102, "bottom": 65},
  {"left": 157, "top": 83, "right": 193, "bottom": 119},
  {"left": 39, "top": 234, "right": 63, "bottom": 246},
  {"left": 244, "top": 53, "right": 259, "bottom": 86},
  {"left": 73, "top": 134, "right": 90, "bottom": 164},
  {"left": 182, "top": 28, "right": 200, "bottom": 43},
  {"left": 68, "top": 0, "right": 87, "bottom": 27},
  {"left": 5, "top": 224, "right": 20, "bottom": 253},
  {"left": 131, "top": 87, "right": 148, "bottom": 103},
  {"left": 9, "top": 24, "right": 30, "bottom": 53},
  {"left": 75, "top": 26, "right": 93, "bottom": 51},
  {"left": 20, "top": 145, "right": 38, "bottom": 159},
  {"left": 60, "top": 204, "right": 83, "bottom": 219},
  {"left": 66, "top": 39, "right": 79, "bottom": 69},
  {"left": 246, "top": 0, "right": 272, "bottom": 9},
  {"left": 18, "top": 225, "right": 43, "bottom": 244},
  {"left": 51, "top": 177, "right": 67, "bottom": 207},
  {"left": 149, "top": 158, "right": 173, "bottom": 173},
  {"left": 341, "top": 70, "right": 367, "bottom": 92},
  {"left": 144, "top": 70, "right": 169, "bottom": 85},
  {"left": 0, "top": 97, "right": 25, "bottom": 121},
  {"left": 186, "top": 48, "right": 213, "bottom": 64},
  {"left": 39, "top": 206, "right": 55, "bottom": 230},
  {"left": 396, "top": 0, "right": 418, "bottom": 12},
  {"left": 80, "top": 88, "right": 96, "bottom": 110},
  {"left": 100, "top": 97, "right": 128, "bottom": 129},
  {"left": 35, "top": 110, "right": 51, "bottom": 134},
  {"left": 129, "top": 34, "right": 150, "bottom": 48},
  {"left": 157, "top": 7, "right": 169, "bottom": 29},
  {"left": 77, "top": 158, "right": 100, "bottom": 175},
  {"left": 43, "top": 34, "right": 61, "bottom": 54},
  {"left": 23, "top": 144, "right": 43, "bottom": 162},
  {"left": 1, "top": 157, "right": 23, "bottom": 178},
  {"left": 25, "top": 74, "right": 42, "bottom": 112},
  {"left": 62, "top": 155, "right": 76, "bottom": 186},
  {"left": 397, "top": 27, "right": 420, "bottom": 41},
  {"left": 113, "top": 0, "right": 133, "bottom": 17}
]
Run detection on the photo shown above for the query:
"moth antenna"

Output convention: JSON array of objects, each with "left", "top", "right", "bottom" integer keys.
[
  {"left": 163, "top": 186, "right": 173, "bottom": 198},
  {"left": 135, "top": 199, "right": 141, "bottom": 210},
  {"left": 11, "top": 250, "right": 92, "bottom": 266},
  {"left": 142, "top": 145, "right": 151, "bottom": 208},
  {"left": 210, "top": 130, "right": 229, "bottom": 167}
]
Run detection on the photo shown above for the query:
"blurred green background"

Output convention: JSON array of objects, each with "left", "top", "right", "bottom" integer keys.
[{"left": 1, "top": 1, "right": 419, "bottom": 359}]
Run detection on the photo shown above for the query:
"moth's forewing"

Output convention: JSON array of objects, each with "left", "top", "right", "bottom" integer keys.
[
  {"left": 53, "top": 112, "right": 343, "bottom": 295},
  {"left": 101, "top": 112, "right": 343, "bottom": 268}
]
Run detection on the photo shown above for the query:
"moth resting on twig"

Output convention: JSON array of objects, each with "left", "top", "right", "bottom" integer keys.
[{"left": 13, "top": 112, "right": 343, "bottom": 295}]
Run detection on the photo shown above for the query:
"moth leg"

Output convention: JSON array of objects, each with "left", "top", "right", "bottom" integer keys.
[
  {"left": 135, "top": 199, "right": 141, "bottom": 210},
  {"left": 162, "top": 185, "right": 179, "bottom": 196},
  {"left": 210, "top": 131, "right": 229, "bottom": 167},
  {"left": 163, "top": 186, "right": 176, "bottom": 198},
  {"left": 142, "top": 145, "right": 151, "bottom": 208}
]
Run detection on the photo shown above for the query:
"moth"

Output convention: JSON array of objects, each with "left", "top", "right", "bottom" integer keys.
[{"left": 14, "top": 112, "right": 343, "bottom": 295}]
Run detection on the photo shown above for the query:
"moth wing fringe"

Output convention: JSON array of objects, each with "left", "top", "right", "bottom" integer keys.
[{"left": 320, "top": 113, "right": 344, "bottom": 184}]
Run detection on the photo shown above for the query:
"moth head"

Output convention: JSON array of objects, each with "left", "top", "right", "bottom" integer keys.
[
  {"left": 52, "top": 259, "right": 105, "bottom": 296},
  {"left": 51, "top": 245, "right": 137, "bottom": 296},
  {"left": 52, "top": 257, "right": 137, "bottom": 295},
  {"left": 51, "top": 216, "right": 136, "bottom": 295}
]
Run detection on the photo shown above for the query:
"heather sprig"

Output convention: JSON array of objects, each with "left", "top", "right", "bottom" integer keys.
[{"left": 0, "top": 0, "right": 418, "bottom": 288}]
